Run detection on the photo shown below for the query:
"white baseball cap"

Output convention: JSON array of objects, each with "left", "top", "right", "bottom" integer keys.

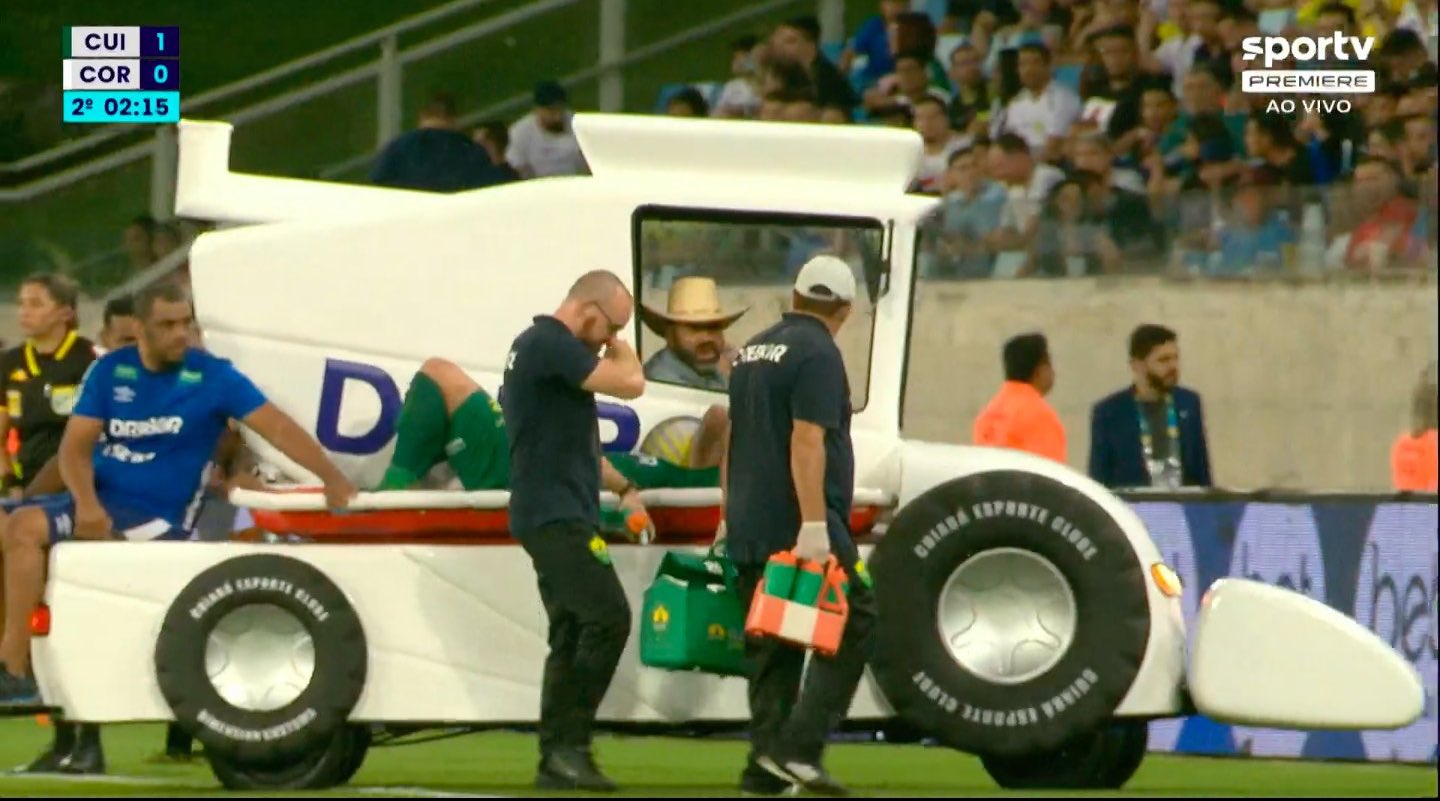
[{"left": 793, "top": 255, "right": 857, "bottom": 303}]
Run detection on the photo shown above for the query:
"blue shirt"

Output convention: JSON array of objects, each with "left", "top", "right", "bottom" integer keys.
[
  {"left": 500, "top": 316, "right": 602, "bottom": 534},
  {"left": 72, "top": 347, "right": 267, "bottom": 528},
  {"left": 852, "top": 15, "right": 894, "bottom": 87}
]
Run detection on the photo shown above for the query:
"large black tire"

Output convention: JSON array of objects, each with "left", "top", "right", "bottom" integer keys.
[
  {"left": 869, "top": 471, "right": 1151, "bottom": 757},
  {"left": 155, "top": 554, "right": 368, "bottom": 766},
  {"left": 979, "top": 719, "right": 1149, "bottom": 790},
  {"left": 1094, "top": 718, "right": 1149, "bottom": 789},
  {"left": 206, "top": 725, "right": 370, "bottom": 790}
]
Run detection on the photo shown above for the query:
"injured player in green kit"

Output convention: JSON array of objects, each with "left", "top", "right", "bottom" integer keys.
[{"left": 376, "top": 357, "right": 727, "bottom": 535}]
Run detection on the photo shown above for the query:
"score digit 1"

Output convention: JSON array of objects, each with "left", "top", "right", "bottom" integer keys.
[{"left": 139, "top": 26, "right": 179, "bottom": 57}]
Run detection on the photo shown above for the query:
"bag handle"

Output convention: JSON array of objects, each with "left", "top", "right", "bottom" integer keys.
[{"left": 816, "top": 556, "right": 850, "bottom": 617}]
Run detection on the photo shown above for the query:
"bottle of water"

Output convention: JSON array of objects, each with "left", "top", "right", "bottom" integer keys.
[{"left": 1297, "top": 202, "right": 1327, "bottom": 275}]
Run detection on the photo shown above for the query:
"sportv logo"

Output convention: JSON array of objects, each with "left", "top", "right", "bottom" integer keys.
[{"left": 1240, "top": 32, "right": 1376, "bottom": 115}]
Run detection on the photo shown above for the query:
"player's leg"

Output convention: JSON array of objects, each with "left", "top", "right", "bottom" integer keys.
[
  {"left": 444, "top": 387, "right": 511, "bottom": 490},
  {"left": 690, "top": 405, "right": 730, "bottom": 469},
  {"left": 609, "top": 452, "right": 720, "bottom": 489},
  {"left": 0, "top": 500, "right": 66, "bottom": 697},
  {"left": 379, "top": 358, "right": 479, "bottom": 490}
]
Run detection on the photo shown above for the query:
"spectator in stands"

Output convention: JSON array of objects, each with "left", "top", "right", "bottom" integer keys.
[
  {"left": 507, "top": 81, "right": 587, "bottom": 179},
  {"left": 769, "top": 16, "right": 858, "bottom": 112},
  {"left": 946, "top": 43, "right": 991, "bottom": 139},
  {"left": 928, "top": 147, "right": 1007, "bottom": 279},
  {"left": 471, "top": 120, "right": 522, "bottom": 184},
  {"left": 1343, "top": 157, "right": 1423, "bottom": 270},
  {"left": 913, "top": 96, "right": 971, "bottom": 194},
  {"left": 1378, "top": 28, "right": 1438, "bottom": 86},
  {"left": 1071, "top": 131, "right": 1145, "bottom": 192},
  {"left": 370, "top": 94, "right": 500, "bottom": 192},
  {"left": 843, "top": 0, "right": 910, "bottom": 88},
  {"left": 891, "top": 11, "right": 954, "bottom": 91},
  {"left": 1089, "top": 323, "right": 1213, "bottom": 489},
  {"left": 121, "top": 215, "right": 156, "bottom": 272},
  {"left": 1119, "top": 84, "right": 1186, "bottom": 166},
  {"left": 97, "top": 295, "right": 138, "bottom": 354},
  {"left": 1071, "top": 133, "right": 1163, "bottom": 259},
  {"left": 784, "top": 95, "right": 823, "bottom": 123},
  {"left": 1391, "top": 363, "right": 1438, "bottom": 492},
  {"left": 713, "top": 35, "right": 766, "bottom": 118},
  {"left": 1211, "top": 170, "right": 1296, "bottom": 275},
  {"left": 1399, "top": 113, "right": 1436, "bottom": 179},
  {"left": 150, "top": 222, "right": 183, "bottom": 262},
  {"left": 666, "top": 87, "right": 710, "bottom": 117},
  {"left": 1154, "top": 0, "right": 1232, "bottom": 96},
  {"left": 865, "top": 51, "right": 953, "bottom": 115},
  {"left": 988, "top": 132, "right": 1066, "bottom": 277},
  {"left": 1178, "top": 63, "right": 1245, "bottom": 156},
  {"left": 985, "top": 0, "right": 1069, "bottom": 76},
  {"left": 973, "top": 332, "right": 1066, "bottom": 463},
  {"left": 1026, "top": 173, "right": 1122, "bottom": 276},
  {"left": 1245, "top": 114, "right": 1317, "bottom": 186},
  {"left": 1072, "top": 0, "right": 1145, "bottom": 44},
  {"left": 992, "top": 43, "right": 1082, "bottom": 163},
  {"left": 819, "top": 103, "right": 852, "bottom": 124},
  {"left": 1083, "top": 26, "right": 1170, "bottom": 142}
]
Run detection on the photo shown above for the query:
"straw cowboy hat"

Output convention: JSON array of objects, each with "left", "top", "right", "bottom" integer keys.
[{"left": 639, "top": 276, "right": 747, "bottom": 336}]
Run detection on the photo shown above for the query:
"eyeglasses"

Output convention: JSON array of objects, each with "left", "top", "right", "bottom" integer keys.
[{"left": 589, "top": 302, "right": 624, "bottom": 336}]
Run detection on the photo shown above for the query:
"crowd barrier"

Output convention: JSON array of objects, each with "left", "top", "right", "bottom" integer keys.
[
  {"left": 193, "top": 489, "right": 1436, "bottom": 763},
  {"left": 1127, "top": 490, "right": 1437, "bottom": 764}
]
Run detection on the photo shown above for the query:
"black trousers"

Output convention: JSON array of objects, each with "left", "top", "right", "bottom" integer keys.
[
  {"left": 516, "top": 520, "right": 631, "bottom": 758},
  {"left": 735, "top": 554, "right": 877, "bottom": 776}
]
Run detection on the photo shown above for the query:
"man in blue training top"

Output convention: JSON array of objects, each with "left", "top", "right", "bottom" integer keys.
[{"left": 0, "top": 281, "right": 357, "bottom": 704}]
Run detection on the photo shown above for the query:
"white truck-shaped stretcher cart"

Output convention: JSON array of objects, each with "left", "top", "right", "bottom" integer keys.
[{"left": 28, "top": 115, "right": 1424, "bottom": 791}]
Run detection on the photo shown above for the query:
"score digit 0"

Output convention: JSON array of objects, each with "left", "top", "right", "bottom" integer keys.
[{"left": 140, "top": 58, "right": 179, "bottom": 90}]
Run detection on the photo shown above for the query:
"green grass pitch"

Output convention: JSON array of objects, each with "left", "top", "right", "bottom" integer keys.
[{"left": 0, "top": 719, "right": 1434, "bottom": 797}]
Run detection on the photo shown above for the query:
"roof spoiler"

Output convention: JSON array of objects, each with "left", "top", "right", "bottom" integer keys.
[{"left": 173, "top": 119, "right": 444, "bottom": 224}]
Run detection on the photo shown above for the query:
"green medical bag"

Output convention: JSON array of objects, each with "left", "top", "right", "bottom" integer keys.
[{"left": 639, "top": 547, "right": 748, "bottom": 677}]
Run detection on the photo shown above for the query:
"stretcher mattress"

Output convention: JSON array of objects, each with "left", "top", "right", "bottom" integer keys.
[{"left": 229, "top": 486, "right": 893, "bottom": 545}]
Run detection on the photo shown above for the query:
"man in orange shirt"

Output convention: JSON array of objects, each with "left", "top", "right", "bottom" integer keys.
[
  {"left": 1391, "top": 365, "right": 1437, "bottom": 492},
  {"left": 973, "top": 332, "right": 1066, "bottom": 463}
]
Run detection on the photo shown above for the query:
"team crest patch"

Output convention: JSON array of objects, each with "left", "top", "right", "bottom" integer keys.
[
  {"left": 8, "top": 369, "right": 25, "bottom": 383},
  {"left": 589, "top": 534, "right": 612, "bottom": 566},
  {"left": 179, "top": 369, "right": 203, "bottom": 384},
  {"left": 114, "top": 364, "right": 139, "bottom": 381},
  {"left": 855, "top": 559, "right": 873, "bottom": 589},
  {"left": 47, "top": 385, "right": 78, "bottom": 415}
]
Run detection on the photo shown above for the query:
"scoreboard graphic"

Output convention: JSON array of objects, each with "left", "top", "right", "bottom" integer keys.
[{"left": 62, "top": 26, "right": 180, "bottom": 124}]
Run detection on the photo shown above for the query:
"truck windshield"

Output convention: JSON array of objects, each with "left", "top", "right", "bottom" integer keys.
[{"left": 634, "top": 208, "right": 883, "bottom": 410}]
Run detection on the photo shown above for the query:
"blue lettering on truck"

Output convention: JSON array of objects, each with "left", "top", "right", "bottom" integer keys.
[{"left": 315, "top": 357, "right": 640, "bottom": 455}]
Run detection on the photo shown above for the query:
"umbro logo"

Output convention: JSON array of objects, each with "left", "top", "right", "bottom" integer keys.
[{"left": 114, "top": 386, "right": 136, "bottom": 404}]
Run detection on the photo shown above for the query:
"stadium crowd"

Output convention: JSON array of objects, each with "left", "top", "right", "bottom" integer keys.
[{"left": 371, "top": 0, "right": 1438, "bottom": 278}]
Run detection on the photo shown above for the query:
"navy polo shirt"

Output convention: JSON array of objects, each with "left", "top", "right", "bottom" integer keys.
[
  {"left": 723, "top": 313, "right": 855, "bottom": 565},
  {"left": 500, "top": 316, "right": 602, "bottom": 535}
]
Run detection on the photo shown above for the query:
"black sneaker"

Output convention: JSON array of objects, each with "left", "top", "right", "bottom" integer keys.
[
  {"left": 535, "top": 747, "right": 618, "bottom": 793},
  {"left": 757, "top": 754, "right": 849, "bottom": 797},
  {"left": 740, "top": 768, "right": 798, "bottom": 797},
  {"left": 18, "top": 722, "right": 76, "bottom": 774},
  {"left": 0, "top": 668, "right": 39, "bottom": 706},
  {"left": 58, "top": 725, "right": 105, "bottom": 775}
]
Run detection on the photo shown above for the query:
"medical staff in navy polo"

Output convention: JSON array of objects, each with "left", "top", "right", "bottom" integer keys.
[
  {"left": 718, "top": 255, "right": 877, "bottom": 798},
  {"left": 500, "top": 269, "right": 648, "bottom": 793}
]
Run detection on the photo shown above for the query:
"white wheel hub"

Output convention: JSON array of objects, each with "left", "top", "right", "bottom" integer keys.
[
  {"left": 937, "top": 547, "right": 1078, "bottom": 684},
  {"left": 205, "top": 603, "right": 316, "bottom": 712}
]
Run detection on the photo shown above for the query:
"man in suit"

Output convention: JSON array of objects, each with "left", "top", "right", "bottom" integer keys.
[{"left": 1088, "top": 324, "right": 1213, "bottom": 489}]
